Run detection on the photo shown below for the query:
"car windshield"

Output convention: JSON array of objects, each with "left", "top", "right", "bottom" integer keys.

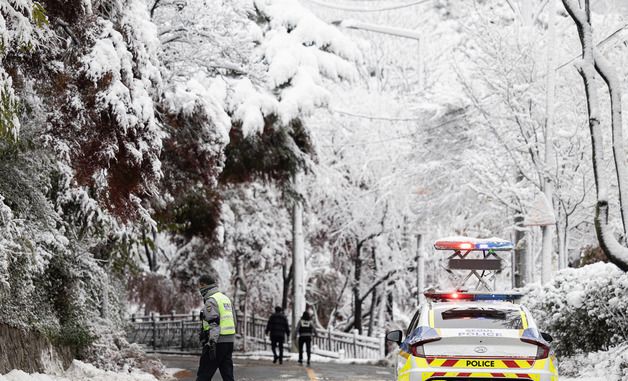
[{"left": 434, "top": 307, "right": 523, "bottom": 329}]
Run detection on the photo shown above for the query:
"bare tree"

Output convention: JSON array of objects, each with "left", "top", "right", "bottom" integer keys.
[{"left": 561, "top": 0, "right": 628, "bottom": 271}]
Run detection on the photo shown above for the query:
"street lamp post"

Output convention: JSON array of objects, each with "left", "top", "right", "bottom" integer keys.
[{"left": 332, "top": 19, "right": 424, "bottom": 89}]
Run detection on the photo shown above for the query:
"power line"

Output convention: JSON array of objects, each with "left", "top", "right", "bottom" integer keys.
[
  {"left": 340, "top": 0, "right": 421, "bottom": 2},
  {"left": 318, "top": 116, "right": 466, "bottom": 148},
  {"left": 303, "top": 0, "right": 432, "bottom": 13},
  {"left": 331, "top": 108, "right": 424, "bottom": 121},
  {"left": 556, "top": 24, "right": 628, "bottom": 71}
]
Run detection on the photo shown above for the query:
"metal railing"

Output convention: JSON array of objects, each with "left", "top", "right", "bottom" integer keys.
[{"left": 127, "top": 312, "right": 385, "bottom": 360}]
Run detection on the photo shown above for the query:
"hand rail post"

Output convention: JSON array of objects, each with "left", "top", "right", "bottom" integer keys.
[
  {"left": 352, "top": 329, "right": 358, "bottom": 358},
  {"left": 379, "top": 334, "right": 385, "bottom": 358},
  {"left": 327, "top": 326, "right": 332, "bottom": 351},
  {"left": 151, "top": 312, "right": 157, "bottom": 351},
  {"left": 180, "top": 320, "right": 185, "bottom": 351}
]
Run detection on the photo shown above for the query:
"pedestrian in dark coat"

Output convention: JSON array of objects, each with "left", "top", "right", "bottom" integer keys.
[
  {"left": 297, "top": 311, "right": 317, "bottom": 366},
  {"left": 265, "top": 306, "right": 290, "bottom": 364}
]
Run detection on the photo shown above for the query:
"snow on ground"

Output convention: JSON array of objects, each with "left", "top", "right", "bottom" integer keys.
[
  {"left": 558, "top": 344, "right": 628, "bottom": 381},
  {"left": 0, "top": 361, "right": 160, "bottom": 381}
]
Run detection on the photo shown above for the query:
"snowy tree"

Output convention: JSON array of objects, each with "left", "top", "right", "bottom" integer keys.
[
  {"left": 1, "top": 0, "right": 170, "bottom": 365},
  {"left": 304, "top": 84, "right": 424, "bottom": 333},
  {"left": 561, "top": 0, "right": 628, "bottom": 271}
]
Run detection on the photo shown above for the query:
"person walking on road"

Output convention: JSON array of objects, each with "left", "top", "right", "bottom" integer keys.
[
  {"left": 297, "top": 311, "right": 317, "bottom": 366},
  {"left": 197, "top": 275, "right": 236, "bottom": 381},
  {"left": 265, "top": 306, "right": 290, "bottom": 364}
]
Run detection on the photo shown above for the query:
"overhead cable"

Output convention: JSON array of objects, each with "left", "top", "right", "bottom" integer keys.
[
  {"left": 303, "top": 0, "right": 432, "bottom": 13},
  {"left": 331, "top": 108, "right": 424, "bottom": 121}
]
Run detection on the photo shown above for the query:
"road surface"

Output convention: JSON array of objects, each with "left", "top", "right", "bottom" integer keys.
[{"left": 155, "top": 354, "right": 394, "bottom": 381}]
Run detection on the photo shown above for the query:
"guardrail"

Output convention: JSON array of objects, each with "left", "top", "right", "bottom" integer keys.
[{"left": 127, "top": 312, "right": 385, "bottom": 360}]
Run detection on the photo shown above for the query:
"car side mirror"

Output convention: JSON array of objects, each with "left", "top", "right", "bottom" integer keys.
[
  {"left": 541, "top": 332, "right": 553, "bottom": 343},
  {"left": 386, "top": 330, "right": 403, "bottom": 345}
]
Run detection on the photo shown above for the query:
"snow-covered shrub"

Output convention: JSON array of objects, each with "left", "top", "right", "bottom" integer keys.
[
  {"left": 78, "top": 330, "right": 169, "bottom": 379},
  {"left": 1, "top": 359, "right": 165, "bottom": 381},
  {"left": 1, "top": 0, "right": 49, "bottom": 140},
  {"left": 523, "top": 262, "right": 628, "bottom": 356},
  {"left": 558, "top": 344, "right": 628, "bottom": 380}
]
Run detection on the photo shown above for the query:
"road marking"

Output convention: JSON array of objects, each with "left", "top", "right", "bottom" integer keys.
[
  {"left": 306, "top": 367, "right": 319, "bottom": 381},
  {"left": 172, "top": 369, "right": 194, "bottom": 380}
]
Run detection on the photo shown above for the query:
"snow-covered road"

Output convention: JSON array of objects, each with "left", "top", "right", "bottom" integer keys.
[
  {"left": 0, "top": 354, "right": 607, "bottom": 381},
  {"left": 159, "top": 354, "right": 392, "bottom": 381}
]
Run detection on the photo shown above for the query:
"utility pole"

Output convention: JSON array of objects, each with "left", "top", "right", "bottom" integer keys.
[
  {"left": 291, "top": 172, "right": 305, "bottom": 349},
  {"left": 542, "top": 0, "right": 558, "bottom": 282},
  {"left": 416, "top": 38, "right": 424, "bottom": 90}
]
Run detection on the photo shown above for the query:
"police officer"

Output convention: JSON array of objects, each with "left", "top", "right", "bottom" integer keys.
[
  {"left": 197, "top": 274, "right": 236, "bottom": 381},
  {"left": 297, "top": 311, "right": 317, "bottom": 366}
]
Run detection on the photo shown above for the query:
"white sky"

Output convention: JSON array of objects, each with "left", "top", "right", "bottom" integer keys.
[{"left": 594, "top": 0, "right": 628, "bottom": 13}]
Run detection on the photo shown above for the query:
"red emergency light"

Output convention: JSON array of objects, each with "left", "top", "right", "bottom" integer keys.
[
  {"left": 433, "top": 237, "right": 514, "bottom": 251},
  {"left": 433, "top": 240, "right": 475, "bottom": 251}
]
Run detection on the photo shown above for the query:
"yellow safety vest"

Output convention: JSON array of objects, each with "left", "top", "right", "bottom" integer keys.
[{"left": 203, "top": 292, "right": 236, "bottom": 335}]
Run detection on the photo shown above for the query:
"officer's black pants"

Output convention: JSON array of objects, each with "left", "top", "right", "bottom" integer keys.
[
  {"left": 298, "top": 336, "right": 312, "bottom": 363},
  {"left": 270, "top": 337, "right": 284, "bottom": 362},
  {"left": 196, "top": 342, "right": 234, "bottom": 381}
]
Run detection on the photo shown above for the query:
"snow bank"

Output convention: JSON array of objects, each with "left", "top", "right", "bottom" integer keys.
[
  {"left": 522, "top": 262, "right": 628, "bottom": 356},
  {"left": 0, "top": 360, "right": 160, "bottom": 381},
  {"left": 522, "top": 263, "right": 628, "bottom": 380},
  {"left": 558, "top": 344, "right": 628, "bottom": 381}
]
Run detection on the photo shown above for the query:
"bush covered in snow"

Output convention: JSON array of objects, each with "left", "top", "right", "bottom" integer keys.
[
  {"left": 522, "top": 263, "right": 628, "bottom": 356},
  {"left": 1, "top": 0, "right": 360, "bottom": 373},
  {"left": 0, "top": 359, "right": 164, "bottom": 381},
  {"left": 78, "top": 331, "right": 168, "bottom": 379},
  {"left": 558, "top": 344, "right": 628, "bottom": 380}
]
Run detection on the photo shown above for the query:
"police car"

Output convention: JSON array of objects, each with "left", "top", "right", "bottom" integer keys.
[{"left": 385, "top": 238, "right": 559, "bottom": 381}]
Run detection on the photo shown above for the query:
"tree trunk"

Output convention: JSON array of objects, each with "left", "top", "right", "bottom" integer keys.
[
  {"left": 562, "top": 0, "right": 628, "bottom": 271},
  {"left": 595, "top": 50, "right": 628, "bottom": 239},
  {"left": 367, "top": 247, "right": 378, "bottom": 337},
  {"left": 514, "top": 211, "right": 527, "bottom": 287},
  {"left": 386, "top": 291, "right": 394, "bottom": 322},
  {"left": 557, "top": 213, "right": 569, "bottom": 269},
  {"left": 142, "top": 228, "right": 155, "bottom": 272},
  {"left": 416, "top": 234, "right": 426, "bottom": 304},
  {"left": 353, "top": 241, "right": 363, "bottom": 334},
  {"left": 541, "top": 225, "right": 554, "bottom": 283},
  {"left": 282, "top": 262, "right": 293, "bottom": 311},
  {"left": 367, "top": 288, "right": 377, "bottom": 337}
]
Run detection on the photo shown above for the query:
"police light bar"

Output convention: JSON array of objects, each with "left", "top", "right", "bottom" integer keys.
[
  {"left": 424, "top": 291, "right": 524, "bottom": 302},
  {"left": 434, "top": 236, "right": 513, "bottom": 251}
]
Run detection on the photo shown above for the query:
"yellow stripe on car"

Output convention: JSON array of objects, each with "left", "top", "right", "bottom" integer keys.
[
  {"left": 426, "top": 358, "right": 535, "bottom": 369},
  {"left": 520, "top": 309, "right": 529, "bottom": 329}
]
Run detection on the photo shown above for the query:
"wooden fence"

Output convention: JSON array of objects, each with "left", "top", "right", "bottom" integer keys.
[{"left": 126, "top": 312, "right": 385, "bottom": 360}]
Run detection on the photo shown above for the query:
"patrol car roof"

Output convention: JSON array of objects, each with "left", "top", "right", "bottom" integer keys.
[{"left": 430, "top": 301, "right": 522, "bottom": 311}]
